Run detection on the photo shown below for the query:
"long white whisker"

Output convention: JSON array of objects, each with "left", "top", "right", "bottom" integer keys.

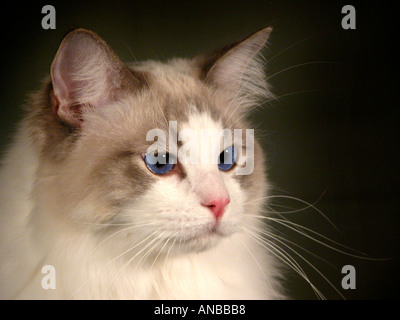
[
  {"left": 247, "top": 221, "right": 335, "bottom": 268},
  {"left": 150, "top": 234, "right": 175, "bottom": 272},
  {"left": 245, "top": 226, "right": 327, "bottom": 299},
  {"left": 106, "top": 231, "right": 164, "bottom": 296},
  {"left": 244, "top": 226, "right": 308, "bottom": 279},
  {"left": 243, "top": 226, "right": 325, "bottom": 299},
  {"left": 274, "top": 88, "right": 332, "bottom": 101},
  {"left": 108, "top": 231, "right": 163, "bottom": 295},
  {"left": 89, "top": 221, "right": 159, "bottom": 256},
  {"left": 69, "top": 229, "right": 157, "bottom": 299},
  {"left": 135, "top": 233, "right": 168, "bottom": 273},
  {"left": 267, "top": 217, "right": 386, "bottom": 260},
  {"left": 253, "top": 226, "right": 346, "bottom": 300},
  {"left": 245, "top": 190, "right": 325, "bottom": 212},
  {"left": 164, "top": 235, "right": 178, "bottom": 272},
  {"left": 267, "top": 32, "right": 323, "bottom": 63},
  {"left": 236, "top": 237, "right": 273, "bottom": 291},
  {"left": 127, "top": 233, "right": 164, "bottom": 273},
  {"left": 266, "top": 61, "right": 344, "bottom": 81},
  {"left": 248, "top": 211, "right": 369, "bottom": 258},
  {"left": 106, "top": 230, "right": 159, "bottom": 278},
  {"left": 266, "top": 195, "right": 340, "bottom": 232},
  {"left": 243, "top": 227, "right": 313, "bottom": 289}
]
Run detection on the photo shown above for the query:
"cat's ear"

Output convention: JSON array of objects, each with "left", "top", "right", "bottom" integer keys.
[
  {"left": 196, "top": 27, "right": 273, "bottom": 109},
  {"left": 50, "top": 29, "right": 133, "bottom": 127}
]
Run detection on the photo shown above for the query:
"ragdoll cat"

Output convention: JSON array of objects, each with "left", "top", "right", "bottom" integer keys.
[{"left": 0, "top": 27, "right": 285, "bottom": 299}]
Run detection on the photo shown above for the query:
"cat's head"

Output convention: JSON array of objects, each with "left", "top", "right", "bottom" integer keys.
[{"left": 29, "top": 28, "right": 272, "bottom": 255}]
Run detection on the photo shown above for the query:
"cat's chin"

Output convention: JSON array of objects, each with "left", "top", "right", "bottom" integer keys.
[{"left": 175, "top": 229, "right": 229, "bottom": 254}]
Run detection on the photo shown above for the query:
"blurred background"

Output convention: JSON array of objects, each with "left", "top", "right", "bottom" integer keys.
[{"left": 0, "top": 0, "right": 398, "bottom": 299}]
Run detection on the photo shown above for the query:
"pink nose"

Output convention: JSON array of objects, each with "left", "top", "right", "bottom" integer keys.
[{"left": 202, "top": 198, "right": 230, "bottom": 221}]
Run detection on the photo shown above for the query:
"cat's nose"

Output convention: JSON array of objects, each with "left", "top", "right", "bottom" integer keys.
[{"left": 202, "top": 198, "right": 230, "bottom": 221}]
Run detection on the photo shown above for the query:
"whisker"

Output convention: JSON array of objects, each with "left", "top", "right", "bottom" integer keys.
[
  {"left": 113, "top": 231, "right": 163, "bottom": 283},
  {"left": 245, "top": 193, "right": 339, "bottom": 232},
  {"left": 150, "top": 233, "right": 176, "bottom": 272},
  {"left": 238, "top": 236, "right": 267, "bottom": 281},
  {"left": 236, "top": 237, "right": 276, "bottom": 293},
  {"left": 69, "top": 229, "right": 157, "bottom": 299},
  {"left": 243, "top": 226, "right": 325, "bottom": 299},
  {"left": 234, "top": 99, "right": 269, "bottom": 123},
  {"left": 247, "top": 222, "right": 335, "bottom": 268},
  {"left": 267, "top": 217, "right": 387, "bottom": 261},
  {"left": 164, "top": 235, "right": 178, "bottom": 272},
  {"left": 135, "top": 233, "right": 168, "bottom": 273},
  {"left": 257, "top": 228, "right": 346, "bottom": 299},
  {"left": 245, "top": 226, "right": 333, "bottom": 299},
  {"left": 267, "top": 32, "right": 323, "bottom": 63},
  {"left": 130, "top": 233, "right": 164, "bottom": 271},
  {"left": 244, "top": 226, "right": 308, "bottom": 278},
  {"left": 266, "top": 61, "right": 345, "bottom": 81},
  {"left": 266, "top": 202, "right": 317, "bottom": 215},
  {"left": 105, "top": 231, "right": 165, "bottom": 297},
  {"left": 84, "top": 220, "right": 141, "bottom": 227},
  {"left": 243, "top": 227, "right": 311, "bottom": 286},
  {"left": 245, "top": 189, "right": 326, "bottom": 210},
  {"left": 89, "top": 221, "right": 159, "bottom": 256},
  {"left": 274, "top": 88, "right": 333, "bottom": 101},
  {"left": 266, "top": 194, "right": 340, "bottom": 232},
  {"left": 248, "top": 211, "right": 369, "bottom": 258}
]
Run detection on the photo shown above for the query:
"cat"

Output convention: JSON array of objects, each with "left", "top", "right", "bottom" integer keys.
[{"left": 0, "top": 27, "right": 285, "bottom": 299}]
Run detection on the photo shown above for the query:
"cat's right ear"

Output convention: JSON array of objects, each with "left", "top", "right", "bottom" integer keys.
[
  {"left": 50, "top": 29, "right": 133, "bottom": 127},
  {"left": 195, "top": 27, "right": 273, "bottom": 112}
]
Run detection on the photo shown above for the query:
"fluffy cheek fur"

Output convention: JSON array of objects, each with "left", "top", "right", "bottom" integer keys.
[
  {"left": 0, "top": 27, "right": 286, "bottom": 299},
  {"left": 118, "top": 172, "right": 247, "bottom": 255}
]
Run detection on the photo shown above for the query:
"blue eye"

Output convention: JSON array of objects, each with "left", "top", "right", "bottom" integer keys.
[
  {"left": 144, "top": 153, "right": 175, "bottom": 175},
  {"left": 218, "top": 146, "right": 236, "bottom": 171}
]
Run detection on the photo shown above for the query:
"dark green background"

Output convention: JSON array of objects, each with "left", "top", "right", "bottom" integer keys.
[{"left": 0, "top": 0, "right": 398, "bottom": 299}]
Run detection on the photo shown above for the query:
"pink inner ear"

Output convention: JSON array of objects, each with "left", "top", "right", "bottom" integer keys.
[
  {"left": 50, "top": 90, "right": 61, "bottom": 121},
  {"left": 50, "top": 40, "right": 88, "bottom": 127},
  {"left": 50, "top": 30, "right": 119, "bottom": 127},
  {"left": 51, "top": 53, "right": 70, "bottom": 104},
  {"left": 51, "top": 89, "right": 83, "bottom": 128}
]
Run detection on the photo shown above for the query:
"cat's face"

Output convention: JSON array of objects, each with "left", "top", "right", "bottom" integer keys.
[{"left": 31, "top": 28, "right": 272, "bottom": 256}]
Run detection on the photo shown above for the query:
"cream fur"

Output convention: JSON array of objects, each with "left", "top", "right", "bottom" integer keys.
[
  {"left": 0, "top": 122, "right": 283, "bottom": 300},
  {"left": 0, "top": 27, "right": 285, "bottom": 300}
]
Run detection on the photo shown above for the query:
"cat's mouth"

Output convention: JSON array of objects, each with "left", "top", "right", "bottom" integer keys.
[
  {"left": 174, "top": 224, "right": 226, "bottom": 252},
  {"left": 187, "top": 225, "right": 220, "bottom": 240}
]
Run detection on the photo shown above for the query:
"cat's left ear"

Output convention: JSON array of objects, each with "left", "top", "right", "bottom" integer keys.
[
  {"left": 50, "top": 29, "right": 135, "bottom": 127},
  {"left": 195, "top": 27, "right": 273, "bottom": 110}
]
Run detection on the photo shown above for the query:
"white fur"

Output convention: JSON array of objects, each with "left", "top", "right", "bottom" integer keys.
[
  {"left": 0, "top": 115, "right": 283, "bottom": 300},
  {"left": 0, "top": 27, "right": 284, "bottom": 300}
]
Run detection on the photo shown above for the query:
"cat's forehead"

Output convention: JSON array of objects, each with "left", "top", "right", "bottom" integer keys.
[
  {"left": 180, "top": 109, "right": 222, "bottom": 133},
  {"left": 88, "top": 91, "right": 219, "bottom": 155},
  {"left": 83, "top": 59, "right": 244, "bottom": 156},
  {"left": 129, "top": 59, "right": 231, "bottom": 125}
]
